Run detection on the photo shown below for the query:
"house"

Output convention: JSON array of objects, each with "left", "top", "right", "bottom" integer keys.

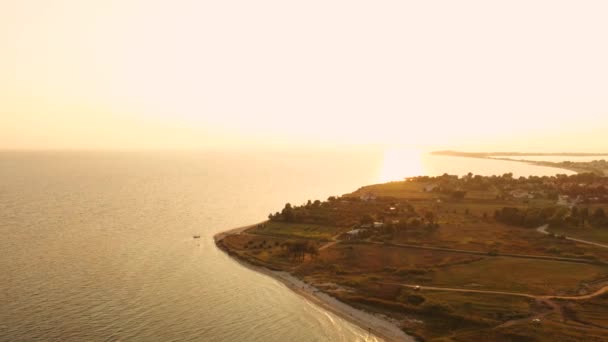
[
  {"left": 424, "top": 184, "right": 439, "bottom": 192},
  {"left": 346, "top": 229, "right": 367, "bottom": 238},
  {"left": 557, "top": 195, "right": 570, "bottom": 206},
  {"left": 557, "top": 195, "right": 581, "bottom": 207},
  {"left": 510, "top": 189, "right": 532, "bottom": 199},
  {"left": 373, "top": 222, "right": 385, "bottom": 228},
  {"left": 360, "top": 192, "right": 377, "bottom": 201}
]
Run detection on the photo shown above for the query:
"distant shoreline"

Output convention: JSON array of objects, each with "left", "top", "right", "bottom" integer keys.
[
  {"left": 431, "top": 150, "right": 608, "bottom": 158},
  {"left": 214, "top": 224, "right": 414, "bottom": 342},
  {"left": 432, "top": 150, "right": 608, "bottom": 176}
]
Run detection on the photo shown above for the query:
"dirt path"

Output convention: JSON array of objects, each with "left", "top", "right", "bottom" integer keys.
[
  {"left": 496, "top": 298, "right": 560, "bottom": 329},
  {"left": 383, "top": 282, "right": 608, "bottom": 330},
  {"left": 537, "top": 224, "right": 608, "bottom": 249},
  {"left": 388, "top": 282, "right": 608, "bottom": 301},
  {"left": 319, "top": 234, "right": 341, "bottom": 251}
]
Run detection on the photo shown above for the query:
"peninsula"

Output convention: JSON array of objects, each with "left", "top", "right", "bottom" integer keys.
[{"left": 216, "top": 172, "right": 608, "bottom": 341}]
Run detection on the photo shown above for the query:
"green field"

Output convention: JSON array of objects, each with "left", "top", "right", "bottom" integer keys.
[
  {"left": 550, "top": 226, "right": 608, "bottom": 244},
  {"left": 431, "top": 257, "right": 608, "bottom": 295},
  {"left": 250, "top": 221, "right": 343, "bottom": 240}
]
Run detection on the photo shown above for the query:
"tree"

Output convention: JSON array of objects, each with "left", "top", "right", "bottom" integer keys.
[
  {"left": 571, "top": 206, "right": 579, "bottom": 218},
  {"left": 360, "top": 214, "right": 374, "bottom": 225},
  {"left": 580, "top": 207, "right": 590, "bottom": 226},
  {"left": 286, "top": 241, "right": 318, "bottom": 260},
  {"left": 592, "top": 208, "right": 607, "bottom": 226},
  {"left": 451, "top": 191, "right": 467, "bottom": 200},
  {"left": 282, "top": 203, "right": 295, "bottom": 222}
]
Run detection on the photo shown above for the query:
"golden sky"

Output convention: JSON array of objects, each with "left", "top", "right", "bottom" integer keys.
[{"left": 2, "top": 0, "right": 608, "bottom": 151}]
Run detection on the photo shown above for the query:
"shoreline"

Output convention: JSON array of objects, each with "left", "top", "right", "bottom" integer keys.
[
  {"left": 431, "top": 150, "right": 608, "bottom": 175},
  {"left": 213, "top": 221, "right": 266, "bottom": 243},
  {"left": 214, "top": 224, "right": 414, "bottom": 342}
]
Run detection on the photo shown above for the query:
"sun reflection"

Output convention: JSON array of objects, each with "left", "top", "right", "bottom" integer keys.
[{"left": 377, "top": 148, "right": 425, "bottom": 183}]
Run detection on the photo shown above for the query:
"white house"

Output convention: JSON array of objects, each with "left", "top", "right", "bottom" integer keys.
[
  {"left": 360, "top": 192, "right": 377, "bottom": 201},
  {"left": 424, "top": 184, "right": 439, "bottom": 192}
]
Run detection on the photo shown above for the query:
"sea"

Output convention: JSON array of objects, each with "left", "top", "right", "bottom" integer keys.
[{"left": 0, "top": 149, "right": 574, "bottom": 341}]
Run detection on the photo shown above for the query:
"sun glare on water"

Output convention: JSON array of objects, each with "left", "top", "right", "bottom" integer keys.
[{"left": 377, "top": 149, "right": 425, "bottom": 183}]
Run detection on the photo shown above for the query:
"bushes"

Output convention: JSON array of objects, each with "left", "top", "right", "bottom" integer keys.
[
  {"left": 494, "top": 206, "right": 557, "bottom": 228},
  {"left": 397, "top": 289, "right": 426, "bottom": 306},
  {"left": 422, "top": 302, "right": 453, "bottom": 315}
]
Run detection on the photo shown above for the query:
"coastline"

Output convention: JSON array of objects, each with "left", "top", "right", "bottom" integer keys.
[
  {"left": 213, "top": 221, "right": 266, "bottom": 243},
  {"left": 214, "top": 224, "right": 414, "bottom": 342},
  {"left": 431, "top": 150, "right": 608, "bottom": 175}
]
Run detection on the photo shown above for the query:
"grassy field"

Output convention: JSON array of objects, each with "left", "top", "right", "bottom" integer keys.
[
  {"left": 432, "top": 257, "right": 608, "bottom": 295},
  {"left": 350, "top": 181, "right": 436, "bottom": 199},
  {"left": 392, "top": 220, "right": 608, "bottom": 261},
  {"left": 312, "top": 244, "right": 481, "bottom": 274},
  {"left": 550, "top": 226, "right": 608, "bottom": 244},
  {"left": 454, "top": 319, "right": 608, "bottom": 342},
  {"left": 564, "top": 292, "right": 608, "bottom": 328},
  {"left": 299, "top": 243, "right": 608, "bottom": 295},
  {"left": 425, "top": 291, "right": 533, "bottom": 320},
  {"left": 249, "top": 221, "right": 344, "bottom": 240}
]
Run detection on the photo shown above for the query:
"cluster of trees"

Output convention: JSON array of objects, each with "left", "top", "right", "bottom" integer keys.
[
  {"left": 567, "top": 207, "right": 607, "bottom": 227},
  {"left": 284, "top": 240, "right": 318, "bottom": 260},
  {"left": 493, "top": 207, "right": 550, "bottom": 228},
  {"left": 494, "top": 206, "right": 608, "bottom": 228},
  {"left": 409, "top": 172, "right": 608, "bottom": 203},
  {"left": 268, "top": 196, "right": 427, "bottom": 228}
]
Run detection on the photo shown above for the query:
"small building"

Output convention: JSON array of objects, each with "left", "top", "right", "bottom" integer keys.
[
  {"left": 557, "top": 195, "right": 570, "bottom": 206},
  {"left": 346, "top": 229, "right": 367, "bottom": 238},
  {"left": 360, "top": 192, "right": 377, "bottom": 201},
  {"left": 373, "top": 222, "right": 385, "bottom": 228},
  {"left": 424, "top": 184, "right": 439, "bottom": 192},
  {"left": 557, "top": 195, "right": 581, "bottom": 207},
  {"left": 510, "top": 189, "right": 532, "bottom": 199}
]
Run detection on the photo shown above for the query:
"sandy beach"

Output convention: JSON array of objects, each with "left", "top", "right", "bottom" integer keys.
[{"left": 215, "top": 225, "right": 414, "bottom": 342}]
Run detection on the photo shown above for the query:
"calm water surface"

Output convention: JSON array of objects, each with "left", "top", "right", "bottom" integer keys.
[{"left": 0, "top": 150, "right": 573, "bottom": 341}]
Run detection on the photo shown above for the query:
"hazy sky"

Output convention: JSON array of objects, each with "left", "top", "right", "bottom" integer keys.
[{"left": 2, "top": 0, "right": 608, "bottom": 151}]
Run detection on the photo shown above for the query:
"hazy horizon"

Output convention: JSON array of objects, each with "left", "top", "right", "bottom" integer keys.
[{"left": 3, "top": 0, "right": 608, "bottom": 152}]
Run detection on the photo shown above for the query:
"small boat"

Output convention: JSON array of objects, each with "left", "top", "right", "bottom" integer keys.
[{"left": 193, "top": 235, "right": 201, "bottom": 239}]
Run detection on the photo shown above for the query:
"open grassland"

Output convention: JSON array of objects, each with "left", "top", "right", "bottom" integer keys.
[
  {"left": 249, "top": 221, "right": 344, "bottom": 240},
  {"left": 563, "top": 292, "right": 608, "bottom": 328},
  {"left": 431, "top": 257, "right": 608, "bottom": 295},
  {"left": 454, "top": 320, "right": 608, "bottom": 342},
  {"left": 550, "top": 225, "right": 608, "bottom": 245},
  {"left": 425, "top": 291, "right": 534, "bottom": 321},
  {"left": 350, "top": 181, "right": 436, "bottom": 199},
  {"left": 296, "top": 243, "right": 608, "bottom": 295},
  {"left": 393, "top": 220, "right": 608, "bottom": 261},
  {"left": 310, "top": 244, "right": 480, "bottom": 274}
]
